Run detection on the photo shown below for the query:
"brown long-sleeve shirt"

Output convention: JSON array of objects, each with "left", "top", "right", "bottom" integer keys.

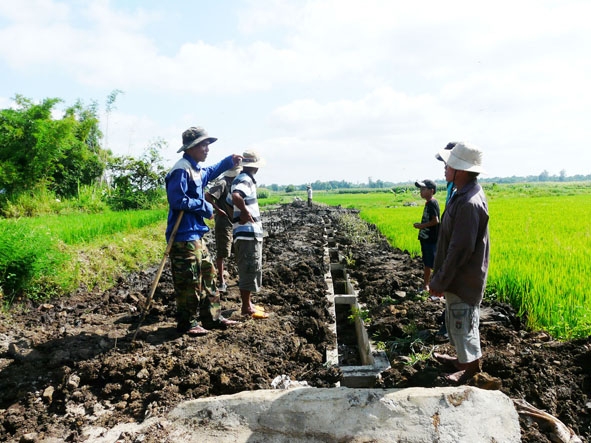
[{"left": 430, "top": 180, "right": 490, "bottom": 306}]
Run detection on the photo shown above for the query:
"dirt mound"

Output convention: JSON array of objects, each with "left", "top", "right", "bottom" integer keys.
[{"left": 0, "top": 204, "right": 589, "bottom": 442}]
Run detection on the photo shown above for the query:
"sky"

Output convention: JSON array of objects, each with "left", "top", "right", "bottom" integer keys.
[{"left": 1, "top": 0, "right": 590, "bottom": 186}]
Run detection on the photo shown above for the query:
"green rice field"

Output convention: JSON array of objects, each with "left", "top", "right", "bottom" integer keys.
[
  {"left": 0, "top": 209, "right": 167, "bottom": 303},
  {"left": 313, "top": 184, "right": 591, "bottom": 339}
]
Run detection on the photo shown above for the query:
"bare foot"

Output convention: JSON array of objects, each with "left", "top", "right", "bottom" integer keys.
[
  {"left": 445, "top": 370, "right": 469, "bottom": 383},
  {"left": 433, "top": 353, "right": 462, "bottom": 370},
  {"left": 241, "top": 309, "right": 269, "bottom": 319},
  {"left": 445, "top": 366, "right": 481, "bottom": 384},
  {"left": 444, "top": 359, "right": 481, "bottom": 384},
  {"left": 241, "top": 306, "right": 265, "bottom": 315}
]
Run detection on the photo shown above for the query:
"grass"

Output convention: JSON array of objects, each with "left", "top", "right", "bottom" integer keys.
[
  {"left": 8, "top": 209, "right": 166, "bottom": 245},
  {"left": 0, "top": 210, "right": 167, "bottom": 304}
]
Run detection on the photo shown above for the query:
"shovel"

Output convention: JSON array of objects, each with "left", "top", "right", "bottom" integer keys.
[{"left": 131, "top": 210, "right": 184, "bottom": 342}]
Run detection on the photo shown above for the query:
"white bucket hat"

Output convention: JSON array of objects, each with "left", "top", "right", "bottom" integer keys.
[
  {"left": 241, "top": 150, "right": 266, "bottom": 168},
  {"left": 436, "top": 142, "right": 486, "bottom": 173}
]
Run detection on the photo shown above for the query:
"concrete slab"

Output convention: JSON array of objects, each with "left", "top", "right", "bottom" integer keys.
[{"left": 165, "top": 386, "right": 521, "bottom": 443}]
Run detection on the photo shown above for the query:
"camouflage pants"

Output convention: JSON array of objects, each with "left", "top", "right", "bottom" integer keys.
[{"left": 169, "top": 239, "right": 221, "bottom": 326}]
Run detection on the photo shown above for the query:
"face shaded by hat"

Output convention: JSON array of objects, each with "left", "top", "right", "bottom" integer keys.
[
  {"left": 241, "top": 150, "right": 266, "bottom": 169},
  {"left": 436, "top": 142, "right": 486, "bottom": 173},
  {"left": 415, "top": 179, "right": 437, "bottom": 193},
  {"left": 178, "top": 126, "right": 218, "bottom": 153}
]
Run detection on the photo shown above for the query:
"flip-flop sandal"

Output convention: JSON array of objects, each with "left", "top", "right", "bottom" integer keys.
[
  {"left": 252, "top": 304, "right": 266, "bottom": 312},
  {"left": 186, "top": 324, "right": 209, "bottom": 336},
  {"left": 202, "top": 315, "right": 240, "bottom": 330},
  {"left": 244, "top": 310, "right": 269, "bottom": 319}
]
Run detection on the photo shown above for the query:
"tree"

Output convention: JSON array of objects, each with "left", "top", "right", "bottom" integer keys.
[
  {"left": 539, "top": 170, "right": 550, "bottom": 182},
  {"left": 0, "top": 95, "right": 108, "bottom": 200},
  {"left": 106, "top": 139, "right": 167, "bottom": 210}
]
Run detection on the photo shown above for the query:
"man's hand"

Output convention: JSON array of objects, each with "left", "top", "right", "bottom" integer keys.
[
  {"left": 239, "top": 211, "right": 254, "bottom": 225},
  {"left": 231, "top": 154, "right": 243, "bottom": 166}
]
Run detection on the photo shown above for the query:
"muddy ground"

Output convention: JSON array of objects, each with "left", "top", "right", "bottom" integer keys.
[{"left": 0, "top": 204, "right": 590, "bottom": 442}]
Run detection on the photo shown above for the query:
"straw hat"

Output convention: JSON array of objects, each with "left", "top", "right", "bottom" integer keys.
[{"left": 241, "top": 150, "right": 266, "bottom": 168}]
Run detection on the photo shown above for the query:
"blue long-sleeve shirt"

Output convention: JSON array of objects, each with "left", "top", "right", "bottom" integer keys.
[{"left": 165, "top": 153, "right": 234, "bottom": 242}]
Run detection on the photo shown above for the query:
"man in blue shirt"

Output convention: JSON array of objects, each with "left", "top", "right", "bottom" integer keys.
[{"left": 165, "top": 126, "right": 242, "bottom": 336}]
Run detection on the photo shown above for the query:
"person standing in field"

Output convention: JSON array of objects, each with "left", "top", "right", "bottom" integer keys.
[
  {"left": 413, "top": 179, "right": 440, "bottom": 292},
  {"left": 433, "top": 141, "right": 458, "bottom": 340},
  {"left": 205, "top": 164, "right": 242, "bottom": 294},
  {"left": 230, "top": 150, "right": 269, "bottom": 319},
  {"left": 165, "top": 126, "right": 242, "bottom": 336},
  {"left": 429, "top": 142, "right": 490, "bottom": 384},
  {"left": 307, "top": 185, "right": 313, "bottom": 208}
]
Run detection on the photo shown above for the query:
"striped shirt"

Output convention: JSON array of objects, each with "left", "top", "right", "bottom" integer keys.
[{"left": 228, "top": 171, "right": 263, "bottom": 241}]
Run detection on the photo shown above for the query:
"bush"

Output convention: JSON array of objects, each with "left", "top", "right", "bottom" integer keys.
[
  {"left": 258, "top": 188, "right": 270, "bottom": 199},
  {"left": 0, "top": 220, "right": 74, "bottom": 303}
]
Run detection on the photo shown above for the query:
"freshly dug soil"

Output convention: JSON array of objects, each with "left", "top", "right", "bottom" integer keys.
[{"left": 0, "top": 204, "right": 589, "bottom": 442}]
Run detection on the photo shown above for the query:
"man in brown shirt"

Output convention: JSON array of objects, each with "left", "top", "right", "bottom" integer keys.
[{"left": 429, "top": 142, "right": 490, "bottom": 383}]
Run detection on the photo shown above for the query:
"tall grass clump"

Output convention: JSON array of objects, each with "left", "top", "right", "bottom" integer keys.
[
  {"left": 0, "top": 220, "right": 75, "bottom": 304},
  {"left": 1, "top": 183, "right": 110, "bottom": 218},
  {"left": 1, "top": 183, "right": 62, "bottom": 218},
  {"left": 333, "top": 212, "right": 382, "bottom": 245}
]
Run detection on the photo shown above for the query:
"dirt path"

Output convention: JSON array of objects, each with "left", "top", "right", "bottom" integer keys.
[{"left": 0, "top": 204, "right": 589, "bottom": 442}]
